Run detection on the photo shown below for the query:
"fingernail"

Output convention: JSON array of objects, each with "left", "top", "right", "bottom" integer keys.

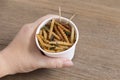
[{"left": 63, "top": 60, "right": 74, "bottom": 67}]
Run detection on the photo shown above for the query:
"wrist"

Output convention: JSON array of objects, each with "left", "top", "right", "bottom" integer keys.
[
  {"left": 0, "top": 48, "right": 15, "bottom": 78},
  {"left": 0, "top": 51, "right": 10, "bottom": 78}
]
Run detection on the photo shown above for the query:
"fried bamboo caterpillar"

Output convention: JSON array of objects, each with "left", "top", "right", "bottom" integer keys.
[
  {"left": 45, "top": 27, "right": 60, "bottom": 40},
  {"left": 43, "top": 39, "right": 49, "bottom": 43},
  {"left": 42, "top": 29, "right": 47, "bottom": 39},
  {"left": 70, "top": 27, "right": 75, "bottom": 43},
  {"left": 54, "top": 21, "right": 70, "bottom": 33},
  {"left": 54, "top": 25, "right": 64, "bottom": 40},
  {"left": 40, "top": 35, "right": 49, "bottom": 43},
  {"left": 57, "top": 26, "right": 69, "bottom": 42},
  {"left": 49, "top": 41, "right": 72, "bottom": 46},
  {"left": 54, "top": 38, "right": 59, "bottom": 41},
  {"left": 58, "top": 45, "right": 69, "bottom": 49},
  {"left": 62, "top": 24, "right": 71, "bottom": 30},
  {"left": 37, "top": 34, "right": 44, "bottom": 47},
  {"left": 42, "top": 38, "right": 71, "bottom": 47},
  {"left": 55, "top": 47, "right": 65, "bottom": 50},
  {"left": 51, "top": 31, "right": 60, "bottom": 40},
  {"left": 37, "top": 34, "right": 54, "bottom": 48},
  {"left": 55, "top": 47, "right": 68, "bottom": 52},
  {"left": 49, "top": 19, "right": 55, "bottom": 39}
]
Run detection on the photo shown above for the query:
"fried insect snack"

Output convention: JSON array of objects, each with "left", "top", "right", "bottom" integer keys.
[{"left": 37, "top": 19, "right": 76, "bottom": 53}]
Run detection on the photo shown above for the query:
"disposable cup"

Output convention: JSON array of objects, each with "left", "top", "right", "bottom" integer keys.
[{"left": 35, "top": 16, "right": 79, "bottom": 60}]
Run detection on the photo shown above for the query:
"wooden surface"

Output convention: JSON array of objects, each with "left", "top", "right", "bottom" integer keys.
[{"left": 0, "top": 0, "right": 120, "bottom": 80}]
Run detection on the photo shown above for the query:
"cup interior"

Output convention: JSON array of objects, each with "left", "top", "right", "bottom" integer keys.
[{"left": 35, "top": 16, "right": 79, "bottom": 54}]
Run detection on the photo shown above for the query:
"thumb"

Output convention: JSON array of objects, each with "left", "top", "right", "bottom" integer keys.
[{"left": 41, "top": 57, "right": 73, "bottom": 68}]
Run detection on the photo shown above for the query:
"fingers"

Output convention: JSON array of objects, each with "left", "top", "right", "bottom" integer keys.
[{"left": 39, "top": 56, "right": 73, "bottom": 68}]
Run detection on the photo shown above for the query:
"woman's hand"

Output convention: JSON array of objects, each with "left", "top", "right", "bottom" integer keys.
[{"left": 0, "top": 15, "right": 73, "bottom": 77}]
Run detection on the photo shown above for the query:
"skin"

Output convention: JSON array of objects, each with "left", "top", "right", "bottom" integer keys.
[{"left": 0, "top": 15, "right": 73, "bottom": 78}]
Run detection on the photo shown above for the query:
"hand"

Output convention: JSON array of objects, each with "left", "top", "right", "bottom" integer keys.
[{"left": 0, "top": 15, "right": 73, "bottom": 77}]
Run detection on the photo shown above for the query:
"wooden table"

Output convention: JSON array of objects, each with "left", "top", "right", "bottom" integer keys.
[{"left": 0, "top": 0, "right": 120, "bottom": 80}]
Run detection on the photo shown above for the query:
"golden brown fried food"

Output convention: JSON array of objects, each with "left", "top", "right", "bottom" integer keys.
[{"left": 37, "top": 19, "right": 76, "bottom": 53}]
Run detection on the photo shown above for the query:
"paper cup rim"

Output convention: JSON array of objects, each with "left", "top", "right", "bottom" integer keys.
[{"left": 35, "top": 16, "right": 79, "bottom": 55}]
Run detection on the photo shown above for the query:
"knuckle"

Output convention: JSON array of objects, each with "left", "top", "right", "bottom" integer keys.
[
  {"left": 54, "top": 59, "right": 63, "bottom": 68},
  {"left": 21, "top": 23, "right": 33, "bottom": 31},
  {"left": 49, "top": 60, "right": 55, "bottom": 68},
  {"left": 23, "top": 23, "right": 33, "bottom": 28}
]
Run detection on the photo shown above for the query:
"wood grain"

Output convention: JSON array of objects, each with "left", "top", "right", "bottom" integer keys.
[{"left": 0, "top": 0, "right": 120, "bottom": 80}]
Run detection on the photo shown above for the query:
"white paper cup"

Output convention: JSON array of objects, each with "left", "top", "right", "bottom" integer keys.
[{"left": 35, "top": 16, "right": 79, "bottom": 60}]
